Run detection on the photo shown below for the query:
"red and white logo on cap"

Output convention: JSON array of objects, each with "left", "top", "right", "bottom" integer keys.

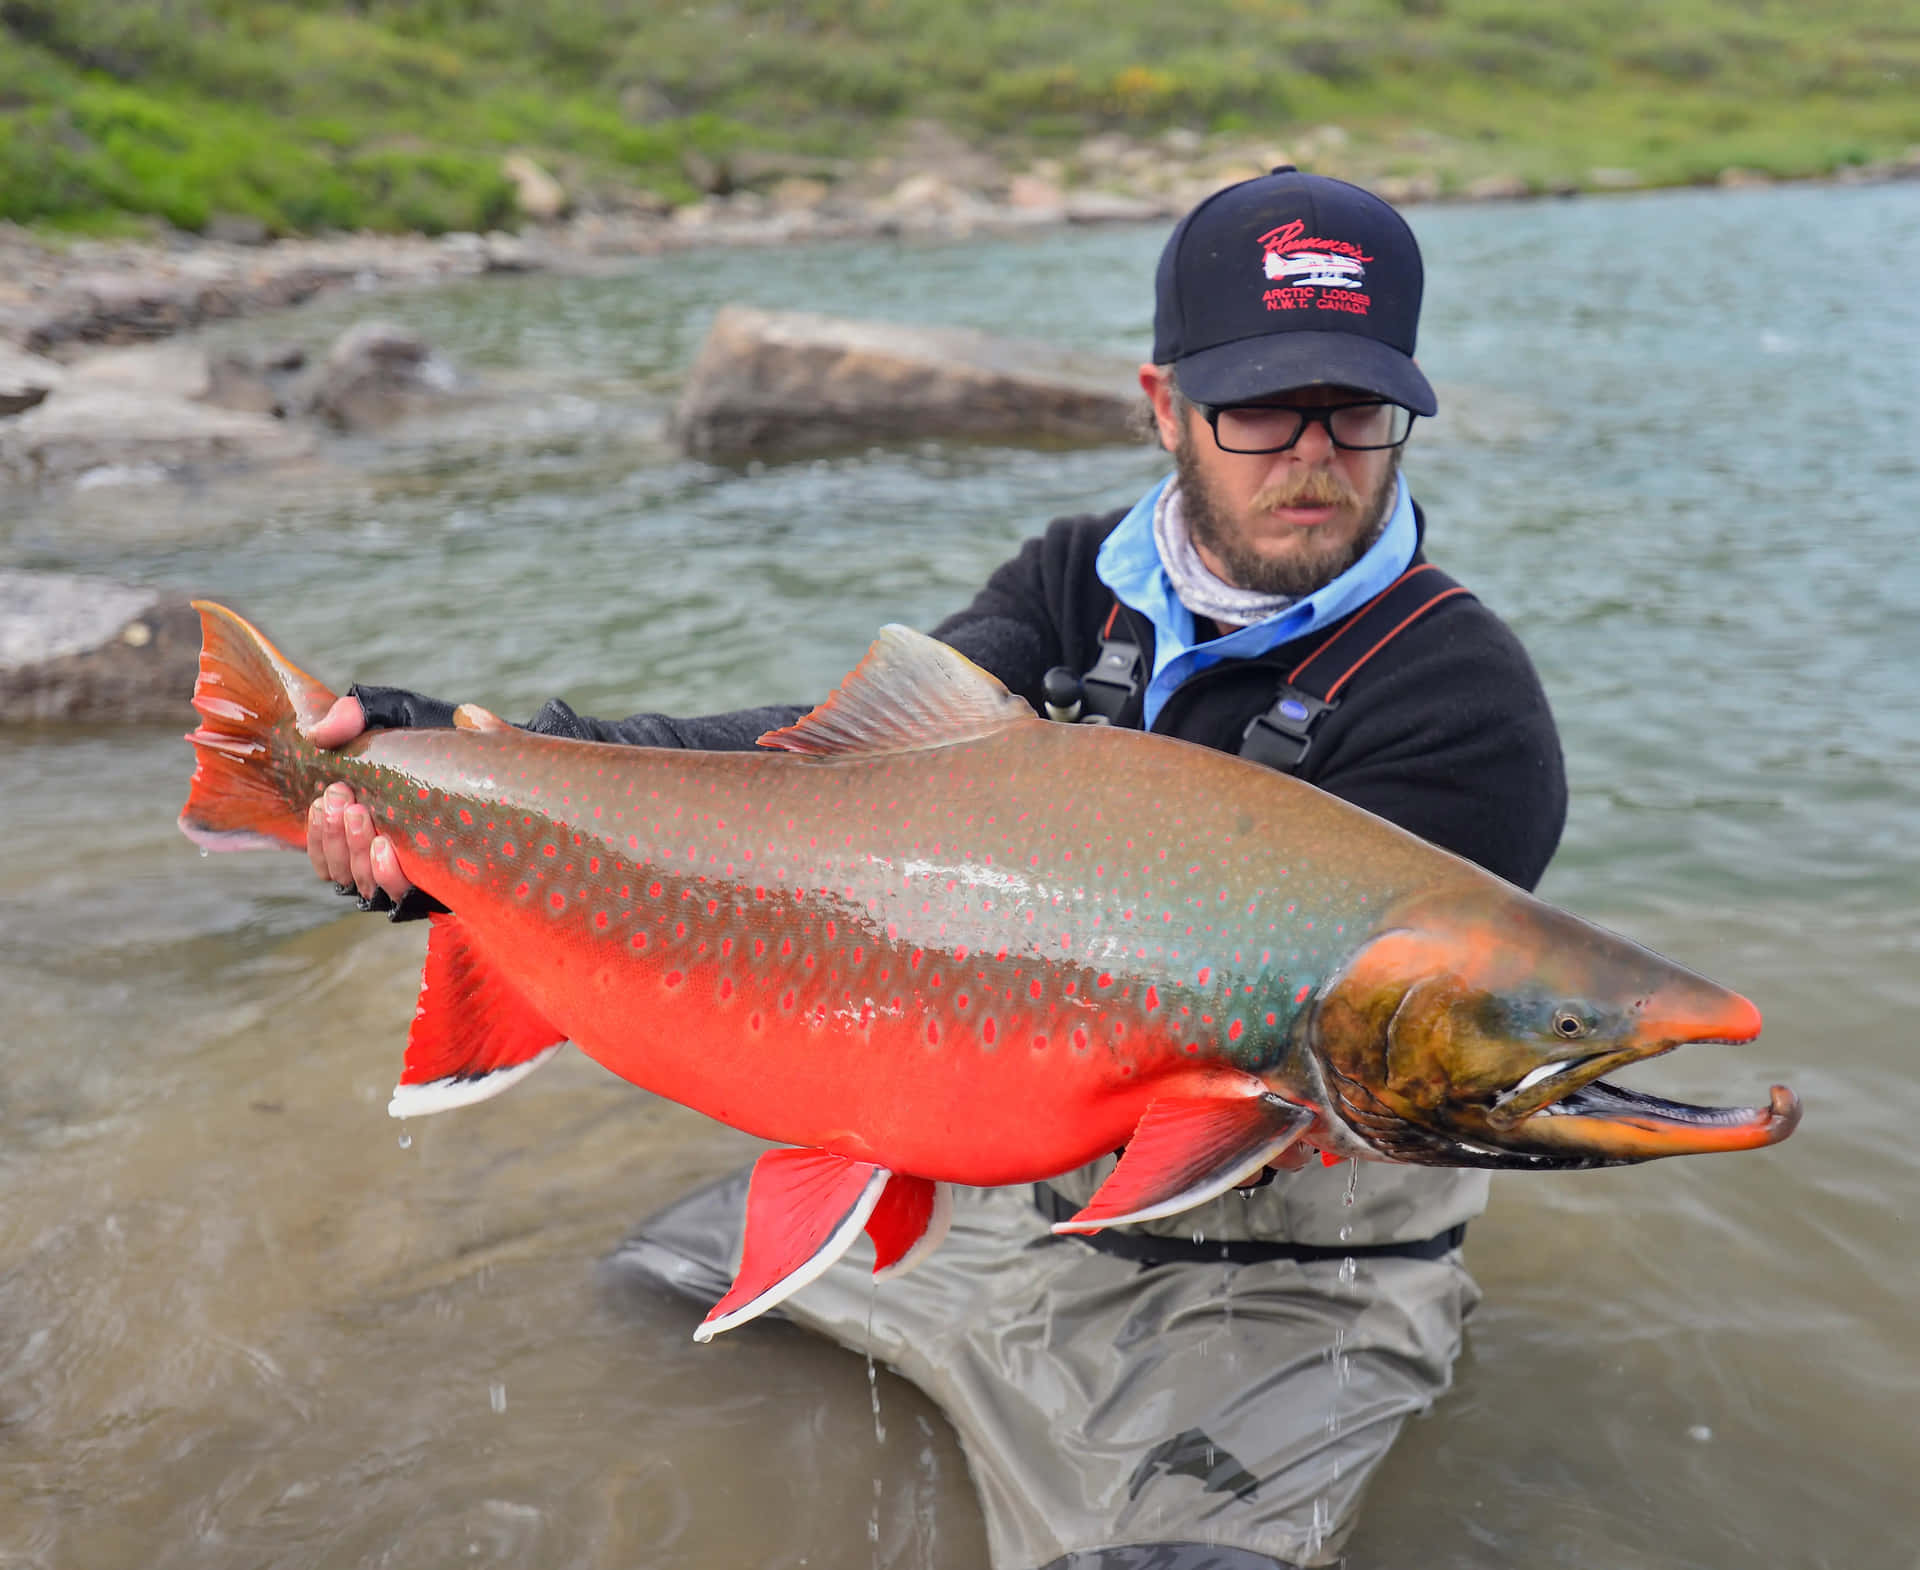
[{"left": 1259, "top": 220, "right": 1373, "bottom": 317}]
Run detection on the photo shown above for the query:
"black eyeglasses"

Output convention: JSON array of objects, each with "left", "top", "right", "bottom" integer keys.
[{"left": 1199, "top": 400, "right": 1415, "bottom": 455}]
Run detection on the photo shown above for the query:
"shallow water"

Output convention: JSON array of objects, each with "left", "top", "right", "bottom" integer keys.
[{"left": 3, "top": 181, "right": 1917, "bottom": 1567}]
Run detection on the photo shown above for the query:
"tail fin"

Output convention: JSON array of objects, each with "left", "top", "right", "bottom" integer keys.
[{"left": 178, "top": 600, "right": 338, "bottom": 853}]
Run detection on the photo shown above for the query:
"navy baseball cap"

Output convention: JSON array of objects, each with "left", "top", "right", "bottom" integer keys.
[{"left": 1152, "top": 167, "right": 1437, "bottom": 416}]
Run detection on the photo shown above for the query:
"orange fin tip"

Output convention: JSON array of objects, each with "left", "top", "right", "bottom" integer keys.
[{"left": 453, "top": 703, "right": 511, "bottom": 732}]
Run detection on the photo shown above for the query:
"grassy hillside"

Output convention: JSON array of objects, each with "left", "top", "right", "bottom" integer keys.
[{"left": 2, "top": 0, "right": 1916, "bottom": 236}]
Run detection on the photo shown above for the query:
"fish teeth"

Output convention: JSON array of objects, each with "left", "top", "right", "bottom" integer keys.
[{"left": 1512, "top": 1060, "right": 1574, "bottom": 1098}]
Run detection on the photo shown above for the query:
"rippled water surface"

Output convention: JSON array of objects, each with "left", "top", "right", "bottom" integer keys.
[{"left": 4, "top": 182, "right": 1917, "bottom": 1567}]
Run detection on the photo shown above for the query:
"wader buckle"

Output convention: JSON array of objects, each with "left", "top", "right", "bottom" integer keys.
[
  {"left": 1239, "top": 686, "right": 1336, "bottom": 771},
  {"left": 1077, "top": 638, "right": 1143, "bottom": 725}
]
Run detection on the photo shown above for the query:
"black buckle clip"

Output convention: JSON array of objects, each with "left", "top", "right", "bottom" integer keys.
[
  {"left": 1240, "top": 685, "right": 1336, "bottom": 772},
  {"left": 1078, "top": 639, "right": 1142, "bottom": 725}
]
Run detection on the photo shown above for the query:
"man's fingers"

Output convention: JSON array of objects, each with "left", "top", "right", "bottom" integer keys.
[
  {"left": 370, "top": 836, "right": 414, "bottom": 902},
  {"left": 306, "top": 694, "right": 367, "bottom": 751},
  {"left": 306, "top": 800, "right": 331, "bottom": 882},
  {"left": 344, "top": 804, "right": 378, "bottom": 898},
  {"left": 318, "top": 782, "right": 356, "bottom": 886}
]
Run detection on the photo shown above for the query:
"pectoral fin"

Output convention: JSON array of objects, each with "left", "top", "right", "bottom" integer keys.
[
  {"left": 1052, "top": 1093, "right": 1316, "bottom": 1234},
  {"left": 694, "top": 1149, "right": 889, "bottom": 1341}
]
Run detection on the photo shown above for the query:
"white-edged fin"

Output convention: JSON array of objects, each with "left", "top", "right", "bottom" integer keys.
[
  {"left": 388, "top": 912, "right": 568, "bottom": 1115},
  {"left": 387, "top": 1045, "right": 564, "bottom": 1117},
  {"left": 757, "top": 624, "right": 1035, "bottom": 758},
  {"left": 1053, "top": 1091, "right": 1316, "bottom": 1233},
  {"left": 870, "top": 1178, "right": 954, "bottom": 1282},
  {"left": 694, "top": 1150, "right": 890, "bottom": 1342},
  {"left": 176, "top": 816, "right": 287, "bottom": 853}
]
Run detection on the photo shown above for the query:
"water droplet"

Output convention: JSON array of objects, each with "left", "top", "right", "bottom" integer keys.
[
  {"left": 1338, "top": 1256, "right": 1356, "bottom": 1286},
  {"left": 1343, "top": 1158, "right": 1359, "bottom": 1208},
  {"left": 489, "top": 1381, "right": 506, "bottom": 1414},
  {"left": 1191, "top": 1229, "right": 1205, "bottom": 1246},
  {"left": 398, "top": 1129, "right": 412, "bottom": 1150},
  {"left": 865, "top": 1286, "right": 886, "bottom": 1446},
  {"left": 1689, "top": 1424, "right": 1713, "bottom": 1442},
  {"left": 1338, "top": 1222, "right": 1353, "bottom": 1243},
  {"left": 1307, "top": 1492, "right": 1331, "bottom": 1553}
]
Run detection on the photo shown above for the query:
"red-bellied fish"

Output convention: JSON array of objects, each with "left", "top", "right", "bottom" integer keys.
[{"left": 179, "top": 603, "right": 1800, "bottom": 1338}]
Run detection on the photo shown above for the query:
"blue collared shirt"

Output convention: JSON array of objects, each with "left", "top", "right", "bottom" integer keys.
[{"left": 1094, "top": 471, "right": 1417, "bottom": 729}]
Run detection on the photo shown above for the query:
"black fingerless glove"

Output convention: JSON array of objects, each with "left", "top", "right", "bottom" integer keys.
[
  {"left": 347, "top": 683, "right": 460, "bottom": 730},
  {"left": 334, "top": 880, "right": 448, "bottom": 921}
]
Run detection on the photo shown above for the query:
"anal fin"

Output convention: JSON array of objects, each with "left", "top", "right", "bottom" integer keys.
[
  {"left": 695, "top": 1149, "right": 889, "bottom": 1342},
  {"left": 387, "top": 912, "right": 566, "bottom": 1118},
  {"left": 1052, "top": 1092, "right": 1315, "bottom": 1234}
]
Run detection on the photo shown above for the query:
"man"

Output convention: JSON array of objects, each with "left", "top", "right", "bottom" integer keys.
[{"left": 307, "top": 168, "right": 1565, "bottom": 1569}]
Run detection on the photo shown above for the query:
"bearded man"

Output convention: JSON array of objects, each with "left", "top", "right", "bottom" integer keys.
[{"left": 307, "top": 169, "right": 1566, "bottom": 1569}]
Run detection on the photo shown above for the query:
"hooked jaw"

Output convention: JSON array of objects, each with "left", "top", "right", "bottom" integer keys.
[
  {"left": 1476, "top": 989, "right": 1801, "bottom": 1163},
  {"left": 1313, "top": 899, "right": 1802, "bottom": 1171}
]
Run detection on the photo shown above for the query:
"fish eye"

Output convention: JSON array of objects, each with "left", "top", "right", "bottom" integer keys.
[{"left": 1552, "top": 1009, "right": 1587, "bottom": 1039}]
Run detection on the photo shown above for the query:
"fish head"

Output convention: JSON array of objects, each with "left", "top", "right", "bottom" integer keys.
[{"left": 1306, "top": 885, "right": 1800, "bottom": 1169}]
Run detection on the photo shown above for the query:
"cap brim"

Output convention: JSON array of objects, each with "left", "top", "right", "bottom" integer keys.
[{"left": 1176, "top": 331, "right": 1437, "bottom": 417}]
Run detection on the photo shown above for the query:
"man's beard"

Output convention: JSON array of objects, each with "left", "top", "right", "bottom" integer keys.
[{"left": 1174, "top": 431, "right": 1401, "bottom": 599}]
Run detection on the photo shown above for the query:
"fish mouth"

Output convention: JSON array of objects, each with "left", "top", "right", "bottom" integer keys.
[{"left": 1492, "top": 1067, "right": 1801, "bottom": 1162}]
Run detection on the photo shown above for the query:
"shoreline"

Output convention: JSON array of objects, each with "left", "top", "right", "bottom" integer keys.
[{"left": 7, "top": 136, "right": 1917, "bottom": 362}]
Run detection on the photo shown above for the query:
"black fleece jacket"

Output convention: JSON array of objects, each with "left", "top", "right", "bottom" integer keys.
[{"left": 354, "top": 500, "right": 1566, "bottom": 894}]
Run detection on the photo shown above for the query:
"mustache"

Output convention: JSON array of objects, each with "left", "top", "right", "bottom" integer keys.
[{"left": 1248, "top": 468, "right": 1361, "bottom": 513}]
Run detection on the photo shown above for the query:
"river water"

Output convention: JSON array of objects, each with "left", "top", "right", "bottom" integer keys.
[{"left": 3, "top": 181, "right": 1916, "bottom": 1568}]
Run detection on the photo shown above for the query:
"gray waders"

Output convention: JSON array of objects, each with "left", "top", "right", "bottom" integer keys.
[{"left": 610, "top": 1170, "right": 1479, "bottom": 1569}]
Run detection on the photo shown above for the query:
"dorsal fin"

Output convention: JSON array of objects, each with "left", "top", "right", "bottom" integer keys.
[{"left": 758, "top": 624, "right": 1035, "bottom": 758}]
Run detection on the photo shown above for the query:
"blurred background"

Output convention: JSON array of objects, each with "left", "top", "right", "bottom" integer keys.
[
  {"left": 2, "top": 5, "right": 1918, "bottom": 1569},
  {"left": 2, "top": 0, "right": 1918, "bottom": 231}
]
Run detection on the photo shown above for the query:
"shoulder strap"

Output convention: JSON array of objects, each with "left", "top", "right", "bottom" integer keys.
[
  {"left": 1240, "top": 564, "right": 1472, "bottom": 772},
  {"left": 1072, "top": 599, "right": 1147, "bottom": 724},
  {"left": 1285, "top": 563, "right": 1471, "bottom": 702}
]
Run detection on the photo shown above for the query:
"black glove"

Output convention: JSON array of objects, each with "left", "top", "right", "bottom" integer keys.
[{"left": 347, "top": 683, "right": 460, "bottom": 730}]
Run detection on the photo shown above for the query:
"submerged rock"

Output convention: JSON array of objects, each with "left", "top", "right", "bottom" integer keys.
[
  {"left": 0, "top": 571, "right": 202, "bottom": 725},
  {"left": 300, "top": 320, "right": 459, "bottom": 431},
  {"left": 672, "top": 305, "right": 1141, "bottom": 460},
  {"left": 0, "top": 381, "right": 312, "bottom": 488}
]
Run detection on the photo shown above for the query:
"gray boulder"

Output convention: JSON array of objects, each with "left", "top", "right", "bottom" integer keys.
[
  {"left": 672, "top": 306, "right": 1141, "bottom": 460},
  {"left": 0, "top": 571, "right": 203, "bottom": 724},
  {"left": 300, "top": 320, "right": 458, "bottom": 431},
  {"left": 201, "top": 343, "right": 307, "bottom": 417},
  {"left": 0, "top": 381, "right": 312, "bottom": 488}
]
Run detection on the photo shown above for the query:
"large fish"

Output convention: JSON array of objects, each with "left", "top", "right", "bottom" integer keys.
[{"left": 180, "top": 603, "right": 1799, "bottom": 1338}]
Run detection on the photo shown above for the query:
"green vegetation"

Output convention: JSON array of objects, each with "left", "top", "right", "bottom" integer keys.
[{"left": 2, "top": 0, "right": 1916, "bottom": 236}]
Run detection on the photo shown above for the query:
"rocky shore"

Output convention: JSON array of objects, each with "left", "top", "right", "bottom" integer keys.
[
  {"left": 8, "top": 124, "right": 1917, "bottom": 364},
  {"left": 6, "top": 124, "right": 1916, "bottom": 723}
]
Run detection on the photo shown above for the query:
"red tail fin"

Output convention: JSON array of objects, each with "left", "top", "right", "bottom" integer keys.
[{"left": 178, "top": 600, "right": 338, "bottom": 853}]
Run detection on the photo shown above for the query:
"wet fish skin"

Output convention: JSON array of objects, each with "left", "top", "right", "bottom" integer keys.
[{"left": 179, "top": 603, "right": 1797, "bottom": 1332}]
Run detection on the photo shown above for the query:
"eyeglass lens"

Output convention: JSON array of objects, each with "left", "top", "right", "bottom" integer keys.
[{"left": 1213, "top": 403, "right": 1412, "bottom": 453}]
